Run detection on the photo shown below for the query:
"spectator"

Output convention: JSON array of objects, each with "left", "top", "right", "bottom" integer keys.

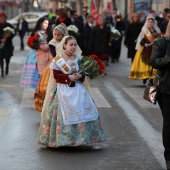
[{"left": 16, "top": 14, "right": 29, "bottom": 51}]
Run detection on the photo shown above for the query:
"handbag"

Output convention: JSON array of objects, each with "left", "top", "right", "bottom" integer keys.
[
  {"left": 143, "top": 37, "right": 169, "bottom": 104},
  {"left": 143, "top": 69, "right": 160, "bottom": 105}
]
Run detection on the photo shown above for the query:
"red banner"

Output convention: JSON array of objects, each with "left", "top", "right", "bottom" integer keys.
[{"left": 91, "top": 0, "right": 98, "bottom": 24}]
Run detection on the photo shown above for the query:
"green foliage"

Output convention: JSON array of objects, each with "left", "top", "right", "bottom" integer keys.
[{"left": 78, "top": 56, "right": 100, "bottom": 80}]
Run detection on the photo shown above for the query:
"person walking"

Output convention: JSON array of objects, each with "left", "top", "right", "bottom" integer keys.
[
  {"left": 89, "top": 15, "right": 111, "bottom": 75},
  {"left": 151, "top": 20, "right": 170, "bottom": 170},
  {"left": 37, "top": 36, "right": 106, "bottom": 147},
  {"left": 0, "top": 12, "right": 15, "bottom": 77},
  {"left": 84, "top": 15, "right": 94, "bottom": 55},
  {"left": 34, "top": 23, "right": 68, "bottom": 112},
  {"left": 128, "top": 16, "right": 161, "bottom": 84},
  {"left": 20, "top": 16, "right": 52, "bottom": 89},
  {"left": 124, "top": 13, "right": 143, "bottom": 63},
  {"left": 110, "top": 14, "right": 125, "bottom": 63},
  {"left": 16, "top": 14, "right": 29, "bottom": 51}
]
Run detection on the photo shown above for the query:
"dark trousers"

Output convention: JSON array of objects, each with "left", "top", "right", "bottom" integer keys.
[
  {"left": 110, "top": 37, "right": 122, "bottom": 62},
  {"left": 19, "top": 31, "right": 25, "bottom": 50},
  {"left": 0, "top": 57, "right": 10, "bottom": 76},
  {"left": 158, "top": 92, "right": 170, "bottom": 161}
]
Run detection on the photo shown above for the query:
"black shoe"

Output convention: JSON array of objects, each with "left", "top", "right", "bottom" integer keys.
[
  {"left": 5, "top": 70, "right": 8, "bottom": 75},
  {"left": 5, "top": 67, "right": 8, "bottom": 75},
  {"left": 166, "top": 161, "right": 170, "bottom": 170},
  {"left": 143, "top": 79, "right": 147, "bottom": 84},
  {"left": 111, "top": 60, "right": 115, "bottom": 63},
  {"left": 1, "top": 71, "right": 4, "bottom": 77}
]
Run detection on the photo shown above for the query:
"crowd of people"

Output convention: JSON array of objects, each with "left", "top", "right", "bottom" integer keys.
[{"left": 1, "top": 6, "right": 170, "bottom": 169}]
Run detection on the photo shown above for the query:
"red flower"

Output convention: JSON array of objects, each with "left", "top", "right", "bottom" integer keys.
[
  {"left": 98, "top": 69, "right": 103, "bottom": 75},
  {"left": 27, "top": 34, "right": 41, "bottom": 50},
  {"left": 90, "top": 54, "right": 98, "bottom": 60},
  {"left": 90, "top": 54, "right": 105, "bottom": 75}
]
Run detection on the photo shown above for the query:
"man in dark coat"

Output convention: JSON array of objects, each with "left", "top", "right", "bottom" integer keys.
[
  {"left": 0, "top": 12, "right": 15, "bottom": 77},
  {"left": 74, "top": 6, "right": 88, "bottom": 54},
  {"left": 84, "top": 15, "right": 94, "bottom": 55},
  {"left": 159, "top": 11, "right": 170, "bottom": 34},
  {"left": 16, "top": 15, "right": 29, "bottom": 50}
]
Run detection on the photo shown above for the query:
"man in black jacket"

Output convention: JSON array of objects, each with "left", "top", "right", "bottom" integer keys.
[
  {"left": 84, "top": 15, "right": 94, "bottom": 55},
  {"left": 16, "top": 15, "right": 29, "bottom": 50}
]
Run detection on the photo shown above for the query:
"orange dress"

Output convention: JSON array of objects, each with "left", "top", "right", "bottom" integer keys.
[{"left": 34, "top": 64, "right": 51, "bottom": 111}]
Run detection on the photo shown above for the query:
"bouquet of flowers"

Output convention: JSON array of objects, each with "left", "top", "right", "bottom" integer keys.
[
  {"left": 3, "top": 27, "right": 15, "bottom": 35},
  {"left": 27, "top": 34, "right": 42, "bottom": 50},
  {"left": 111, "top": 27, "right": 121, "bottom": 41},
  {"left": 0, "top": 27, "right": 15, "bottom": 49},
  {"left": 67, "top": 25, "right": 79, "bottom": 37},
  {"left": 78, "top": 54, "right": 105, "bottom": 80}
]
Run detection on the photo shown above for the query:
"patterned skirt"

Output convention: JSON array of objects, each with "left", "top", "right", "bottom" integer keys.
[
  {"left": 37, "top": 85, "right": 106, "bottom": 148},
  {"left": 20, "top": 50, "right": 40, "bottom": 89}
]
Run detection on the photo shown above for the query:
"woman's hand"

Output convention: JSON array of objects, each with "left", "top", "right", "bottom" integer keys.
[
  {"left": 145, "top": 43, "right": 153, "bottom": 47},
  {"left": 4, "top": 33, "right": 11, "bottom": 39},
  {"left": 68, "top": 75, "right": 77, "bottom": 82},
  {"left": 1, "top": 38, "right": 6, "bottom": 42},
  {"left": 74, "top": 73, "right": 82, "bottom": 80},
  {"left": 39, "top": 43, "right": 49, "bottom": 52}
]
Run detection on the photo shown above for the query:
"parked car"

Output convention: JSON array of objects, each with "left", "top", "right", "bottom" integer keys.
[{"left": 7, "top": 12, "right": 48, "bottom": 31}]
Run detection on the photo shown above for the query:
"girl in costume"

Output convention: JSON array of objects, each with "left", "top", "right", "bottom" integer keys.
[
  {"left": 128, "top": 16, "right": 161, "bottom": 84},
  {"left": 34, "top": 23, "right": 68, "bottom": 111},
  {"left": 20, "top": 16, "right": 52, "bottom": 89},
  {"left": 37, "top": 36, "right": 106, "bottom": 147}
]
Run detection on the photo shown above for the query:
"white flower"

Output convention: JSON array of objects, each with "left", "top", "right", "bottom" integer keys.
[
  {"left": 111, "top": 28, "right": 121, "bottom": 35},
  {"left": 3, "top": 27, "right": 15, "bottom": 34},
  {"left": 67, "top": 25, "right": 79, "bottom": 33},
  {"left": 111, "top": 28, "right": 121, "bottom": 40}
]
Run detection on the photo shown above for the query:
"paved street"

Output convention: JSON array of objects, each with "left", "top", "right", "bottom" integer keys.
[{"left": 0, "top": 35, "right": 165, "bottom": 170}]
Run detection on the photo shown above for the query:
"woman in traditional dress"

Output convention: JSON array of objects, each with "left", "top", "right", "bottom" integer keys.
[
  {"left": 37, "top": 36, "right": 106, "bottom": 147},
  {"left": 20, "top": 16, "right": 52, "bottom": 89},
  {"left": 34, "top": 23, "right": 68, "bottom": 111},
  {"left": 128, "top": 16, "right": 161, "bottom": 84}
]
